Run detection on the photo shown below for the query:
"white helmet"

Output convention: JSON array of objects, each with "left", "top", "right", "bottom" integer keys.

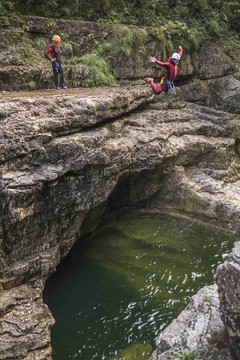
[{"left": 171, "top": 53, "right": 181, "bottom": 60}]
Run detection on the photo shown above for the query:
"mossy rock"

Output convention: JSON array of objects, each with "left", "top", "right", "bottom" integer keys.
[{"left": 110, "top": 342, "right": 153, "bottom": 360}]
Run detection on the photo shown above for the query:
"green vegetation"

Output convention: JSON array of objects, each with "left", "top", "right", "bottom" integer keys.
[
  {"left": 0, "top": 0, "right": 239, "bottom": 87},
  {"left": 34, "top": 36, "right": 47, "bottom": 51},
  {"left": 98, "top": 25, "right": 148, "bottom": 70},
  {"left": 202, "top": 294, "right": 212, "bottom": 302},
  {"left": 28, "top": 80, "right": 37, "bottom": 90},
  {"left": 70, "top": 25, "right": 148, "bottom": 86},
  {"left": 2, "top": 0, "right": 239, "bottom": 57},
  {"left": 173, "top": 346, "right": 198, "bottom": 360},
  {"left": 79, "top": 53, "right": 117, "bottom": 86},
  {"left": 110, "top": 342, "right": 152, "bottom": 360},
  {"left": 2, "top": 0, "right": 238, "bottom": 36}
]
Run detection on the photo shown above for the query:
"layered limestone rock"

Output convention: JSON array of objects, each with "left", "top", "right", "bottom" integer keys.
[
  {"left": 0, "top": 79, "right": 240, "bottom": 358},
  {"left": 144, "top": 73, "right": 240, "bottom": 360},
  {"left": 0, "top": 86, "right": 157, "bottom": 359},
  {"left": 0, "top": 286, "right": 54, "bottom": 360},
  {"left": 215, "top": 243, "right": 240, "bottom": 360},
  {"left": 0, "top": 43, "right": 239, "bottom": 358},
  {"left": 0, "top": 86, "right": 154, "bottom": 290},
  {"left": 149, "top": 285, "right": 232, "bottom": 360}
]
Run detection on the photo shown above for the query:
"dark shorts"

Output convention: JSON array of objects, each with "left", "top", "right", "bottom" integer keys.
[{"left": 161, "top": 81, "right": 169, "bottom": 92}]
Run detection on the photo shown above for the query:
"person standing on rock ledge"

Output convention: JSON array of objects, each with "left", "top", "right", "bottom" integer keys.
[
  {"left": 44, "top": 35, "right": 68, "bottom": 91},
  {"left": 144, "top": 46, "right": 183, "bottom": 95}
]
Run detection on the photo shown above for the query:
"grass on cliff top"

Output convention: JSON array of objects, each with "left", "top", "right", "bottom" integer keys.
[
  {"left": 1, "top": 5, "right": 240, "bottom": 87},
  {"left": 79, "top": 53, "right": 117, "bottom": 87}
]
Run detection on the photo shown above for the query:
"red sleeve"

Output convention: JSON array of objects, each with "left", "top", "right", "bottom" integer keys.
[
  {"left": 178, "top": 48, "right": 183, "bottom": 58},
  {"left": 155, "top": 60, "right": 169, "bottom": 68},
  {"left": 44, "top": 46, "right": 53, "bottom": 61}
]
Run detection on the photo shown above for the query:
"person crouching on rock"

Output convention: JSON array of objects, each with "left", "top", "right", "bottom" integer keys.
[
  {"left": 44, "top": 35, "right": 68, "bottom": 91},
  {"left": 144, "top": 46, "right": 183, "bottom": 95}
]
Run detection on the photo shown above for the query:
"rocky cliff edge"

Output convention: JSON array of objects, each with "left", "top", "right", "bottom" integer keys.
[{"left": 0, "top": 38, "right": 240, "bottom": 359}]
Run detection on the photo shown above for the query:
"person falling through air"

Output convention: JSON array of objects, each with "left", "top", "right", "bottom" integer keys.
[
  {"left": 44, "top": 35, "right": 68, "bottom": 90},
  {"left": 144, "top": 46, "right": 183, "bottom": 95}
]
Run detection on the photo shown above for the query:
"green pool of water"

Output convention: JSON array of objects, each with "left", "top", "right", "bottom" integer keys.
[{"left": 44, "top": 212, "right": 237, "bottom": 360}]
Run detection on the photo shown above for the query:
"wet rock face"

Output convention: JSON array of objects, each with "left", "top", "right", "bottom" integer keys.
[
  {"left": 215, "top": 243, "right": 240, "bottom": 360},
  {"left": 0, "top": 86, "right": 155, "bottom": 358}
]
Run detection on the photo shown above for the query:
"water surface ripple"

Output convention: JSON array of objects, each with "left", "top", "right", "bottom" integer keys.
[{"left": 44, "top": 212, "right": 237, "bottom": 360}]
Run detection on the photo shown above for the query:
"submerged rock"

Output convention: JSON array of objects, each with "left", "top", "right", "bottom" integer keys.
[{"left": 110, "top": 343, "right": 153, "bottom": 360}]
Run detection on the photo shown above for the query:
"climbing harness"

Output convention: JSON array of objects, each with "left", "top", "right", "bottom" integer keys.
[
  {"left": 168, "top": 81, "right": 176, "bottom": 95},
  {"left": 160, "top": 76, "right": 176, "bottom": 95},
  {"left": 54, "top": 62, "right": 61, "bottom": 71}
]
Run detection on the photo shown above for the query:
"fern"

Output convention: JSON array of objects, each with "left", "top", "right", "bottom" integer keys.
[
  {"left": 173, "top": 346, "right": 198, "bottom": 360},
  {"left": 34, "top": 36, "right": 47, "bottom": 50},
  {"left": 80, "top": 53, "right": 117, "bottom": 87}
]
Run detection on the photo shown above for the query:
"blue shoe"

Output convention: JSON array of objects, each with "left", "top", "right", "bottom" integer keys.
[{"left": 61, "top": 86, "right": 68, "bottom": 91}]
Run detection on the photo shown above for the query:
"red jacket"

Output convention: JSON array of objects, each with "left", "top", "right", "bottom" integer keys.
[
  {"left": 154, "top": 48, "right": 183, "bottom": 83},
  {"left": 44, "top": 44, "right": 61, "bottom": 63}
]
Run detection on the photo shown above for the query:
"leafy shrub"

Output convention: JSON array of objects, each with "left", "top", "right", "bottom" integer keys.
[
  {"left": 93, "top": 24, "right": 147, "bottom": 71},
  {"left": 34, "top": 36, "right": 47, "bottom": 50},
  {"left": 61, "top": 41, "right": 74, "bottom": 58},
  {"left": 173, "top": 346, "right": 198, "bottom": 360},
  {"left": 0, "top": 0, "right": 15, "bottom": 15},
  {"left": 28, "top": 80, "right": 37, "bottom": 90},
  {"left": 80, "top": 53, "right": 117, "bottom": 86}
]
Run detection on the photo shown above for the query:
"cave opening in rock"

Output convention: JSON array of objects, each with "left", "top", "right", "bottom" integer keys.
[{"left": 44, "top": 172, "right": 237, "bottom": 360}]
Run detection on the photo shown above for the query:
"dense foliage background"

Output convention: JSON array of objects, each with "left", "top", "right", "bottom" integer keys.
[
  {"left": 1, "top": 0, "right": 239, "bottom": 35},
  {"left": 0, "top": 0, "right": 239, "bottom": 88}
]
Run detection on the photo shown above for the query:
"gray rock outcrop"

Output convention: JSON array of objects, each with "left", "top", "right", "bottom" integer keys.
[
  {"left": 0, "top": 24, "right": 239, "bottom": 359},
  {"left": 215, "top": 242, "right": 240, "bottom": 360},
  {"left": 150, "top": 285, "right": 232, "bottom": 360},
  {"left": 0, "top": 77, "right": 240, "bottom": 358},
  {"left": 0, "top": 286, "right": 54, "bottom": 360}
]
